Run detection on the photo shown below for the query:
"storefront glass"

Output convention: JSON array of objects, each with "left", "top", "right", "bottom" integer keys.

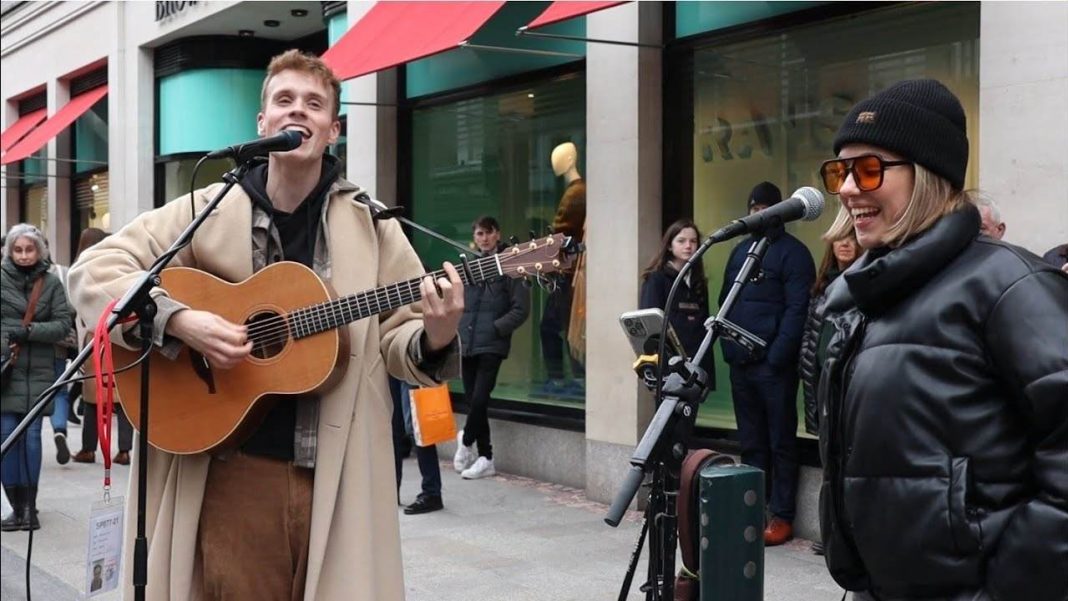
[
  {"left": 690, "top": 2, "right": 979, "bottom": 433},
  {"left": 159, "top": 157, "right": 235, "bottom": 206},
  {"left": 73, "top": 172, "right": 111, "bottom": 238},
  {"left": 18, "top": 148, "right": 48, "bottom": 230},
  {"left": 72, "top": 96, "right": 110, "bottom": 245},
  {"left": 411, "top": 73, "right": 586, "bottom": 407}
]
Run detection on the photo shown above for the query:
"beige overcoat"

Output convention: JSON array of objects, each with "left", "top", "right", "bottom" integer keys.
[{"left": 68, "top": 180, "right": 451, "bottom": 601}]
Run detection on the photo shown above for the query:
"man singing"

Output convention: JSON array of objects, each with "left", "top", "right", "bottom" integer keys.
[{"left": 69, "top": 50, "right": 463, "bottom": 601}]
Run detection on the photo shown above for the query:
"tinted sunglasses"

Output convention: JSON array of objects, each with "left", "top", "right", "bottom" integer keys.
[{"left": 819, "top": 154, "right": 911, "bottom": 194}]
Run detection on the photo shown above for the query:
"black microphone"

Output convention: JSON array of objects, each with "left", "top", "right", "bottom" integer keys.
[
  {"left": 704, "top": 186, "right": 825, "bottom": 245},
  {"left": 205, "top": 130, "right": 303, "bottom": 162}
]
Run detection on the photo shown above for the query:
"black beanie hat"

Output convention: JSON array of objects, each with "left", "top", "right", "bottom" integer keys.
[
  {"left": 833, "top": 79, "right": 969, "bottom": 190},
  {"left": 748, "top": 181, "right": 782, "bottom": 210}
]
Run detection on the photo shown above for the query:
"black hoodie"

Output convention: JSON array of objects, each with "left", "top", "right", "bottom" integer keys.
[
  {"left": 236, "top": 154, "right": 342, "bottom": 461},
  {"left": 239, "top": 154, "right": 343, "bottom": 269}
]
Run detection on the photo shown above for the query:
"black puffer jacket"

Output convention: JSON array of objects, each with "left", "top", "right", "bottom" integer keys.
[
  {"left": 818, "top": 205, "right": 1068, "bottom": 601},
  {"left": 458, "top": 245, "right": 530, "bottom": 358},
  {"left": 799, "top": 265, "right": 842, "bottom": 434}
]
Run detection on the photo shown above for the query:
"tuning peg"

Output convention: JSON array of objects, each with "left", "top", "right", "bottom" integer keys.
[
  {"left": 521, "top": 276, "right": 533, "bottom": 289},
  {"left": 528, "top": 230, "right": 537, "bottom": 241},
  {"left": 509, "top": 235, "right": 520, "bottom": 246},
  {"left": 545, "top": 226, "right": 555, "bottom": 236}
]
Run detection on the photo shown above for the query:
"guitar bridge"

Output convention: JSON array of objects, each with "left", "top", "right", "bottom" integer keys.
[{"left": 189, "top": 351, "right": 217, "bottom": 394}]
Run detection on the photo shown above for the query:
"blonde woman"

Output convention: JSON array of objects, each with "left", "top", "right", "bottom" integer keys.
[{"left": 815, "top": 80, "right": 1067, "bottom": 601}]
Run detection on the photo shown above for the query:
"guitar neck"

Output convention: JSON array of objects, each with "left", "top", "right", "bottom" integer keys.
[{"left": 288, "top": 253, "right": 502, "bottom": 339}]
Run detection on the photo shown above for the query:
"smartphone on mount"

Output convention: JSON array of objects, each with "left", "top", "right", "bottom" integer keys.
[{"left": 619, "top": 308, "right": 689, "bottom": 361}]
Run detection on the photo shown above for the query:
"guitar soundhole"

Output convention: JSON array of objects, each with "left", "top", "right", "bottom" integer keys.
[{"left": 246, "top": 311, "right": 288, "bottom": 360}]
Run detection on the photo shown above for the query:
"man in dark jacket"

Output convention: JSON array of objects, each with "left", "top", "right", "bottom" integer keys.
[
  {"left": 453, "top": 216, "right": 531, "bottom": 480},
  {"left": 719, "top": 181, "right": 815, "bottom": 546}
]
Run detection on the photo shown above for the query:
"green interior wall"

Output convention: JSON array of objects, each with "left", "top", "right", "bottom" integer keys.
[
  {"left": 158, "top": 69, "right": 262, "bottom": 155},
  {"left": 676, "top": 1, "right": 827, "bottom": 38}
]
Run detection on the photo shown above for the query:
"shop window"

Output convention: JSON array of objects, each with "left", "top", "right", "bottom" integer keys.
[
  {"left": 158, "top": 157, "right": 236, "bottom": 207},
  {"left": 20, "top": 184, "right": 48, "bottom": 232},
  {"left": 73, "top": 172, "right": 111, "bottom": 236},
  {"left": 18, "top": 148, "right": 49, "bottom": 231},
  {"left": 411, "top": 73, "right": 586, "bottom": 407},
  {"left": 73, "top": 97, "right": 108, "bottom": 174},
  {"left": 690, "top": 2, "right": 979, "bottom": 433}
]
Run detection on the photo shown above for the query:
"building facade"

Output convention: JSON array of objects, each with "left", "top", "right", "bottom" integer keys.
[{"left": 3, "top": 0, "right": 1066, "bottom": 539}]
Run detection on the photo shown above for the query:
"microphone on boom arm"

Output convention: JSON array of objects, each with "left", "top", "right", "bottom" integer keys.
[
  {"left": 206, "top": 130, "right": 303, "bottom": 162},
  {"left": 703, "top": 186, "right": 825, "bottom": 247}
]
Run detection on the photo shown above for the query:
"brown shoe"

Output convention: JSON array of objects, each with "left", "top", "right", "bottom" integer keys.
[
  {"left": 764, "top": 517, "right": 793, "bottom": 546},
  {"left": 113, "top": 451, "right": 130, "bottom": 465},
  {"left": 72, "top": 450, "right": 96, "bottom": 464}
]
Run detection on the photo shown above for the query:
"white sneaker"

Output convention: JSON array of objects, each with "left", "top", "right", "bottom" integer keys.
[
  {"left": 461, "top": 456, "right": 496, "bottom": 480},
  {"left": 453, "top": 430, "right": 477, "bottom": 473}
]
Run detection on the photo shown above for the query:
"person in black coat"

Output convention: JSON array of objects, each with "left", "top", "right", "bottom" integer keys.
[
  {"left": 798, "top": 230, "right": 860, "bottom": 436},
  {"left": 453, "top": 216, "right": 530, "bottom": 480},
  {"left": 639, "top": 219, "right": 715, "bottom": 386},
  {"left": 719, "top": 181, "right": 816, "bottom": 546},
  {"left": 816, "top": 79, "right": 1068, "bottom": 601}
]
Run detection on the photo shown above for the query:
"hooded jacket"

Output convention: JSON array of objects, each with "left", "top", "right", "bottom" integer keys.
[
  {"left": 458, "top": 243, "right": 530, "bottom": 358},
  {"left": 817, "top": 205, "right": 1068, "bottom": 601}
]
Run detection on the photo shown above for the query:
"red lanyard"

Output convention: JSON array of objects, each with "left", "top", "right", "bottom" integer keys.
[{"left": 92, "top": 299, "right": 136, "bottom": 489}]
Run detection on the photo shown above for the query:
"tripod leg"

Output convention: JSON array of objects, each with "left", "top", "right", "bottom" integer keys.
[{"left": 617, "top": 502, "right": 650, "bottom": 601}]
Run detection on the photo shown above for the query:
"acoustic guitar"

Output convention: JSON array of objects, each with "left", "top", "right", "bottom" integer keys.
[{"left": 108, "top": 234, "right": 576, "bottom": 454}]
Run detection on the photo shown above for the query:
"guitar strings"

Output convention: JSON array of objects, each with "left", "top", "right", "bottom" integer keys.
[
  {"left": 241, "top": 252, "right": 512, "bottom": 348},
  {"left": 241, "top": 259, "right": 489, "bottom": 342},
  {"left": 242, "top": 244, "right": 550, "bottom": 350}
]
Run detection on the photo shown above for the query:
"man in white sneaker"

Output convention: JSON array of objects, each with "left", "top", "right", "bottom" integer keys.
[{"left": 453, "top": 216, "right": 530, "bottom": 480}]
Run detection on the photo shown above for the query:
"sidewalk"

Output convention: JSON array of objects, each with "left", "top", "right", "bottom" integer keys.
[{"left": 2, "top": 421, "right": 844, "bottom": 600}]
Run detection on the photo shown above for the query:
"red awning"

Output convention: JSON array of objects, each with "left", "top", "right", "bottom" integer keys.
[
  {"left": 524, "top": 1, "right": 625, "bottom": 30},
  {"left": 1, "top": 85, "right": 108, "bottom": 165},
  {"left": 0, "top": 109, "right": 47, "bottom": 153},
  {"left": 323, "top": 1, "right": 506, "bottom": 82}
]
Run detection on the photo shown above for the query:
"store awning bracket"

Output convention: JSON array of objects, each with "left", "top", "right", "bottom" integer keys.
[
  {"left": 515, "top": 27, "right": 662, "bottom": 49},
  {"left": 458, "top": 40, "right": 583, "bottom": 59}
]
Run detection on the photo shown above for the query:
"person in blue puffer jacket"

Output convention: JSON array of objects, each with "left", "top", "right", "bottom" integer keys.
[{"left": 719, "top": 181, "right": 815, "bottom": 546}]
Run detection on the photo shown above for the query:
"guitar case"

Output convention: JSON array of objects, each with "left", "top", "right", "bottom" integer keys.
[{"left": 674, "top": 449, "right": 735, "bottom": 601}]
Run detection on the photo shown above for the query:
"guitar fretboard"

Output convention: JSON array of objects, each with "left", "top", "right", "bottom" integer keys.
[{"left": 286, "top": 253, "right": 502, "bottom": 339}]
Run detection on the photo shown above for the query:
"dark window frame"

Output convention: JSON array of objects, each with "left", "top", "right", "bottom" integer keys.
[{"left": 661, "top": 2, "right": 899, "bottom": 466}]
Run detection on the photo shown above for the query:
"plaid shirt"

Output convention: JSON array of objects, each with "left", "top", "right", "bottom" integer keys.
[{"left": 250, "top": 188, "right": 334, "bottom": 469}]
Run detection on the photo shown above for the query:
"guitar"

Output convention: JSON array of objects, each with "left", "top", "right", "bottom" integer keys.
[{"left": 108, "top": 234, "right": 577, "bottom": 454}]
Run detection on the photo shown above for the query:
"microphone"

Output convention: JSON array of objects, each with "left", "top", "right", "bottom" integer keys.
[
  {"left": 205, "top": 130, "right": 303, "bottom": 162},
  {"left": 705, "top": 186, "right": 825, "bottom": 245}
]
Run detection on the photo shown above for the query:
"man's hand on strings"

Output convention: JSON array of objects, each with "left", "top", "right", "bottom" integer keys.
[
  {"left": 420, "top": 262, "right": 464, "bottom": 351},
  {"left": 166, "top": 309, "right": 252, "bottom": 369}
]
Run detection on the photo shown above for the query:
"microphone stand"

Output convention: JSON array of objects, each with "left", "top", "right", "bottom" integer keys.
[
  {"left": 606, "top": 236, "right": 770, "bottom": 601},
  {"left": 1, "top": 160, "right": 252, "bottom": 601}
]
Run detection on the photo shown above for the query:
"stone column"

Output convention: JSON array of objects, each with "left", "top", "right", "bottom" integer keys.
[
  {"left": 979, "top": 1, "right": 1068, "bottom": 253},
  {"left": 584, "top": 2, "right": 663, "bottom": 504},
  {"left": 343, "top": 0, "right": 398, "bottom": 206}
]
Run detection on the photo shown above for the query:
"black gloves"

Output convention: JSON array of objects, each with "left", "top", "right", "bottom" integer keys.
[{"left": 7, "top": 326, "right": 29, "bottom": 345}]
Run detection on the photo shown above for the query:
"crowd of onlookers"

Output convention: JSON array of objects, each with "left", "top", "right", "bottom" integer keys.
[{"left": 1, "top": 224, "right": 132, "bottom": 532}]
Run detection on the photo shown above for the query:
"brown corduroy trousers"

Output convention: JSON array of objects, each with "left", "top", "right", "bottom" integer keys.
[{"left": 197, "top": 452, "right": 313, "bottom": 601}]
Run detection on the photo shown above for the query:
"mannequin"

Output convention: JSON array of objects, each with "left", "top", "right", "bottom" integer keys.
[
  {"left": 537, "top": 142, "right": 586, "bottom": 398},
  {"left": 551, "top": 142, "right": 581, "bottom": 184},
  {"left": 549, "top": 142, "right": 586, "bottom": 243}
]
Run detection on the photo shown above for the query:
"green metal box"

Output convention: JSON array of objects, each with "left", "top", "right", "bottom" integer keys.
[{"left": 699, "top": 464, "right": 765, "bottom": 601}]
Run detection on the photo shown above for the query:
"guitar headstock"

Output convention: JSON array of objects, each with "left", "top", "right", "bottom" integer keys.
[{"left": 497, "top": 233, "right": 579, "bottom": 281}]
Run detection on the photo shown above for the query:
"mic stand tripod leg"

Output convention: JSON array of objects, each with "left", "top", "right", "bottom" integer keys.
[
  {"left": 617, "top": 497, "right": 650, "bottom": 601},
  {"left": 133, "top": 298, "right": 156, "bottom": 601}
]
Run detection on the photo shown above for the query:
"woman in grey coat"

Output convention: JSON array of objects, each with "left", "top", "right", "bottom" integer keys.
[{"left": 1, "top": 223, "right": 73, "bottom": 531}]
